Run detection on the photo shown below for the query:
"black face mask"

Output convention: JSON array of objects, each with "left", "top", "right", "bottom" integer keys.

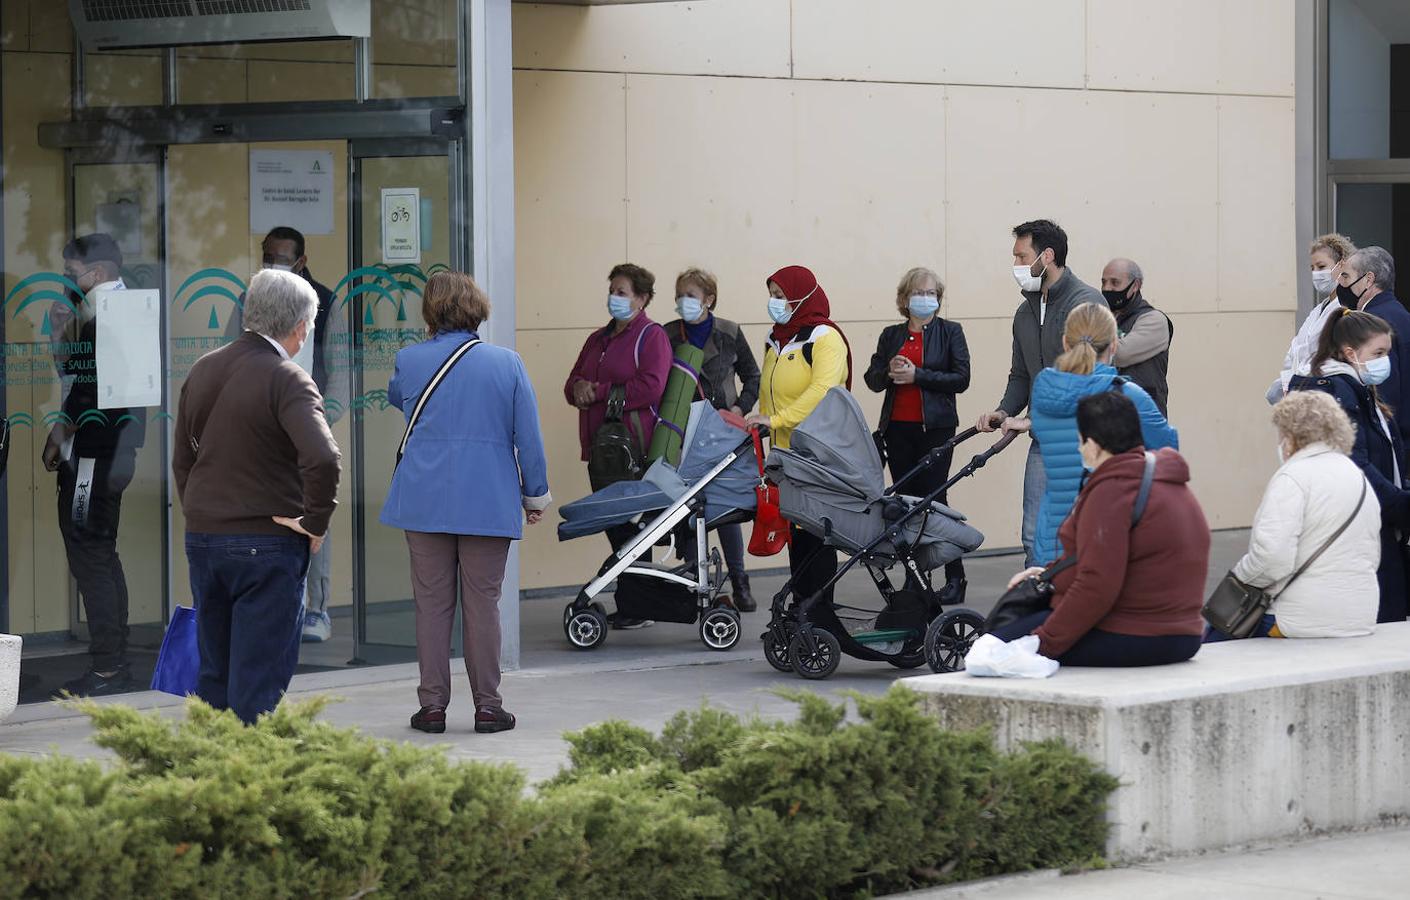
[
  {"left": 1102, "top": 286, "right": 1136, "bottom": 312},
  {"left": 1336, "top": 273, "right": 1368, "bottom": 309}
]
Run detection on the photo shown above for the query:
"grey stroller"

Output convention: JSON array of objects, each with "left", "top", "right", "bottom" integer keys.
[
  {"left": 557, "top": 401, "right": 758, "bottom": 651},
  {"left": 762, "top": 388, "right": 1018, "bottom": 679}
]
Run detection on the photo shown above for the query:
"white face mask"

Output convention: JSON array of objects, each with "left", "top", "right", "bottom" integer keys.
[
  {"left": 1013, "top": 258, "right": 1046, "bottom": 292},
  {"left": 1311, "top": 269, "right": 1336, "bottom": 295},
  {"left": 676, "top": 295, "right": 705, "bottom": 322}
]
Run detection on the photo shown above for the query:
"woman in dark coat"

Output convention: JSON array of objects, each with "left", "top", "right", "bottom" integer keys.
[
  {"left": 864, "top": 267, "right": 971, "bottom": 604},
  {"left": 1290, "top": 308, "right": 1410, "bottom": 622}
]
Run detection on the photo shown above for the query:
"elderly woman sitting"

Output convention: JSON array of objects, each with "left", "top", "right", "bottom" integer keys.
[{"left": 1208, "top": 391, "right": 1381, "bottom": 640}]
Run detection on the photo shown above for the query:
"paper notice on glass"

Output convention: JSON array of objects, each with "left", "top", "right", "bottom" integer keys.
[
  {"left": 381, "top": 187, "right": 421, "bottom": 263},
  {"left": 94, "top": 288, "right": 161, "bottom": 408}
]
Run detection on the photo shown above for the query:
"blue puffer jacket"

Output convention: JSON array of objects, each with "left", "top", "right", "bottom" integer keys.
[{"left": 1030, "top": 363, "right": 1179, "bottom": 565}]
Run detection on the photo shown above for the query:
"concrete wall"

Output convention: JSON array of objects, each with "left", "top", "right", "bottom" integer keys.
[{"left": 510, "top": 0, "right": 1299, "bottom": 590}]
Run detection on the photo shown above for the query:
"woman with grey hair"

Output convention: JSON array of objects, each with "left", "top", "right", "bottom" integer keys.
[{"left": 1211, "top": 391, "right": 1381, "bottom": 640}]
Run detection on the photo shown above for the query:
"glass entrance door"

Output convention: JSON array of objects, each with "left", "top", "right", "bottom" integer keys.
[{"left": 348, "top": 139, "right": 453, "bottom": 663}]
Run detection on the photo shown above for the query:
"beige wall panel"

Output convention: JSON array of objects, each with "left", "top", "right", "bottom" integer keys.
[
  {"left": 513, "top": 71, "right": 627, "bottom": 331},
  {"left": 791, "top": 0, "right": 1084, "bottom": 89},
  {"left": 944, "top": 85, "right": 1220, "bottom": 323},
  {"left": 1218, "top": 96, "right": 1297, "bottom": 313},
  {"left": 27, "top": 0, "right": 72, "bottom": 54},
  {"left": 373, "top": 64, "right": 458, "bottom": 99},
  {"left": 248, "top": 61, "right": 354, "bottom": 103},
  {"left": 621, "top": 76, "right": 946, "bottom": 325},
  {"left": 178, "top": 58, "right": 249, "bottom": 105},
  {"left": 1086, "top": 0, "right": 1294, "bottom": 97},
  {"left": 512, "top": 0, "right": 790, "bottom": 78},
  {"left": 373, "top": 0, "right": 455, "bottom": 68},
  {"left": 1164, "top": 311, "right": 1288, "bottom": 529},
  {"left": 84, "top": 53, "right": 162, "bottom": 108}
]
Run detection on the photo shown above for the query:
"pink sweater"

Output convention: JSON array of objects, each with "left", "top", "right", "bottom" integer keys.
[{"left": 563, "top": 313, "right": 672, "bottom": 461}]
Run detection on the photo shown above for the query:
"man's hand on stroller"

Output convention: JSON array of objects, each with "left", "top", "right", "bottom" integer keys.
[
  {"left": 1000, "top": 416, "right": 1031, "bottom": 434},
  {"left": 1007, "top": 566, "right": 1045, "bottom": 590},
  {"left": 977, "top": 410, "right": 1006, "bottom": 432}
]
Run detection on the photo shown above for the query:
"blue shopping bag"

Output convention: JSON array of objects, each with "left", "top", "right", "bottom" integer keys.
[{"left": 150, "top": 606, "right": 200, "bottom": 697}]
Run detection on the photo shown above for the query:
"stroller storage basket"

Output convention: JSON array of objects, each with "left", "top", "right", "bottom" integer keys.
[{"left": 614, "top": 570, "right": 698, "bottom": 624}]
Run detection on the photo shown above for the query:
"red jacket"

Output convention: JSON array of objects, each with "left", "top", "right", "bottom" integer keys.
[
  {"left": 1038, "top": 448, "right": 1210, "bottom": 657},
  {"left": 563, "top": 313, "right": 672, "bottom": 461}
]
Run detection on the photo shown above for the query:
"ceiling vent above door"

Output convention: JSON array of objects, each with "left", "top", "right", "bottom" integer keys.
[{"left": 69, "top": 0, "right": 371, "bottom": 51}]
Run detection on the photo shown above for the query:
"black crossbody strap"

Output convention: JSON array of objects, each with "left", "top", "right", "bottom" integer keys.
[
  {"left": 396, "top": 339, "right": 480, "bottom": 468},
  {"left": 1272, "top": 477, "right": 1368, "bottom": 600}
]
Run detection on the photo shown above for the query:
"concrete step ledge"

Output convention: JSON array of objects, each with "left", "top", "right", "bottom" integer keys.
[
  {"left": 0, "top": 634, "right": 20, "bottom": 722},
  {"left": 903, "top": 621, "right": 1410, "bottom": 862}
]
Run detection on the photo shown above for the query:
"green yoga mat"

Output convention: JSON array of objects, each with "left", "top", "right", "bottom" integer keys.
[{"left": 647, "top": 342, "right": 706, "bottom": 465}]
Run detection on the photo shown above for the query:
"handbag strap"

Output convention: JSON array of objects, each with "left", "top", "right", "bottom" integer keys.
[
  {"left": 1272, "top": 477, "right": 1369, "bottom": 599},
  {"left": 396, "top": 338, "right": 480, "bottom": 467},
  {"left": 1131, "top": 451, "right": 1157, "bottom": 526},
  {"left": 751, "top": 426, "right": 767, "bottom": 477}
]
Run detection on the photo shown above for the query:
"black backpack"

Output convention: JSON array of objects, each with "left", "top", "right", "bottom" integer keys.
[{"left": 588, "top": 386, "right": 645, "bottom": 491}]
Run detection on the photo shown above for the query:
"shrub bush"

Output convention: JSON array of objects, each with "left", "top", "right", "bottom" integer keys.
[{"left": 0, "top": 686, "right": 1116, "bottom": 899}]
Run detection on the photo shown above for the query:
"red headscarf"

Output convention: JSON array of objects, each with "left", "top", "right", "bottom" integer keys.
[{"left": 767, "top": 265, "right": 852, "bottom": 388}]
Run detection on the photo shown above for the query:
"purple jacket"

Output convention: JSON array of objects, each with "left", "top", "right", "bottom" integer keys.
[{"left": 563, "top": 312, "right": 672, "bottom": 461}]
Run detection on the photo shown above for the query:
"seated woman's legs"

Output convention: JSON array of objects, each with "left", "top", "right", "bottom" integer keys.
[
  {"left": 1203, "top": 614, "right": 1277, "bottom": 643},
  {"left": 991, "top": 609, "right": 1200, "bottom": 666}
]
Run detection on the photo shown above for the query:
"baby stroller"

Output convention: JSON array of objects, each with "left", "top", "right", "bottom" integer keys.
[
  {"left": 557, "top": 401, "right": 759, "bottom": 651},
  {"left": 762, "top": 388, "right": 1018, "bottom": 679}
]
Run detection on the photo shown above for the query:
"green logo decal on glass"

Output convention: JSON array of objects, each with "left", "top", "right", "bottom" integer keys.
[
  {"left": 174, "top": 268, "right": 247, "bottom": 331},
  {"left": 332, "top": 262, "right": 434, "bottom": 325},
  {"left": 4, "top": 411, "right": 35, "bottom": 430},
  {"left": 4, "top": 272, "right": 87, "bottom": 336}
]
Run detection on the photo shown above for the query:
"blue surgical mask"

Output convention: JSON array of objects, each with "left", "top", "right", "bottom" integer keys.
[
  {"left": 767, "top": 296, "right": 793, "bottom": 324},
  {"left": 1362, "top": 355, "right": 1392, "bottom": 386},
  {"left": 608, "top": 293, "right": 635, "bottom": 321},
  {"left": 677, "top": 295, "right": 705, "bottom": 322},
  {"left": 908, "top": 294, "right": 940, "bottom": 318}
]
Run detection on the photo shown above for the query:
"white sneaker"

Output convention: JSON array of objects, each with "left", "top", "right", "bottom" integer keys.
[{"left": 301, "top": 610, "right": 332, "bottom": 643}]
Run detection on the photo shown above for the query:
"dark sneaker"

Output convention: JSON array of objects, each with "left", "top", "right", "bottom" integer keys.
[
  {"left": 607, "top": 614, "right": 654, "bottom": 630},
  {"left": 54, "top": 665, "right": 134, "bottom": 699},
  {"left": 937, "top": 577, "right": 968, "bottom": 607},
  {"left": 730, "top": 573, "right": 757, "bottom": 612},
  {"left": 410, "top": 706, "right": 447, "bottom": 734},
  {"left": 475, "top": 706, "right": 516, "bottom": 734}
]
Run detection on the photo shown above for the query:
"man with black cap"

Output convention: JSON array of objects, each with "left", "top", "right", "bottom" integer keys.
[{"left": 43, "top": 233, "right": 147, "bottom": 696}]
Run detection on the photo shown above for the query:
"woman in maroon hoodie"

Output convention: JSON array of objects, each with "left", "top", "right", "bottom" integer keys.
[
  {"left": 992, "top": 391, "right": 1209, "bottom": 666},
  {"left": 564, "top": 263, "right": 672, "bottom": 627}
]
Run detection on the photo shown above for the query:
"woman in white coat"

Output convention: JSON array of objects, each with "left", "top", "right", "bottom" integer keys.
[{"left": 1212, "top": 390, "right": 1381, "bottom": 639}]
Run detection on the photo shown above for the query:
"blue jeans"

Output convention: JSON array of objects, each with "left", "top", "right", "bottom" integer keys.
[
  {"left": 187, "top": 532, "right": 309, "bottom": 724},
  {"left": 1203, "top": 614, "right": 1277, "bottom": 642},
  {"left": 1021, "top": 440, "right": 1046, "bottom": 568}
]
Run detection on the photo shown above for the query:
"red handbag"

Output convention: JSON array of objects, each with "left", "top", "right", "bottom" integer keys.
[{"left": 748, "top": 427, "right": 791, "bottom": 556}]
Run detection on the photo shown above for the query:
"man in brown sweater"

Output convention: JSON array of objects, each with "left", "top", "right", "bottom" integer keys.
[{"left": 173, "top": 268, "right": 340, "bottom": 723}]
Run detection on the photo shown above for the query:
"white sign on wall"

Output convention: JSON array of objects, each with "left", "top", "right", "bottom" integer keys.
[
  {"left": 94, "top": 288, "right": 162, "bottom": 409},
  {"left": 380, "top": 187, "right": 422, "bottom": 263},
  {"left": 250, "top": 149, "right": 335, "bottom": 236}
]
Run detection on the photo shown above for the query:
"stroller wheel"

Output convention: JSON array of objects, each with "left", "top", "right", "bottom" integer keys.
[
  {"left": 564, "top": 606, "right": 609, "bottom": 650},
  {"left": 788, "top": 628, "right": 841, "bottom": 680},
  {"left": 763, "top": 622, "right": 797, "bottom": 673},
  {"left": 924, "top": 609, "right": 985, "bottom": 673},
  {"left": 699, "top": 608, "right": 742, "bottom": 651}
]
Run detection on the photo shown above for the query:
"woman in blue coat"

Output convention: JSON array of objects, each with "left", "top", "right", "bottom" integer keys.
[
  {"left": 381, "top": 272, "right": 551, "bottom": 736},
  {"left": 1003, "top": 302, "right": 1178, "bottom": 566},
  {"left": 1290, "top": 308, "right": 1410, "bottom": 623}
]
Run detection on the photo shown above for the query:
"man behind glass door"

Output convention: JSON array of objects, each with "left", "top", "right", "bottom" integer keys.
[
  {"left": 226, "top": 227, "right": 349, "bottom": 643},
  {"left": 43, "top": 233, "right": 148, "bottom": 697}
]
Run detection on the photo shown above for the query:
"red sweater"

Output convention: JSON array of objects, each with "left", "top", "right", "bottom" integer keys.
[{"left": 1037, "top": 448, "right": 1210, "bottom": 657}]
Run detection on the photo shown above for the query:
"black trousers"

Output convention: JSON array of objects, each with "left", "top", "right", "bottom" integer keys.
[
  {"left": 884, "top": 422, "right": 965, "bottom": 582},
  {"left": 788, "top": 524, "right": 838, "bottom": 608},
  {"left": 991, "top": 609, "right": 1201, "bottom": 667},
  {"left": 57, "top": 451, "right": 136, "bottom": 671}
]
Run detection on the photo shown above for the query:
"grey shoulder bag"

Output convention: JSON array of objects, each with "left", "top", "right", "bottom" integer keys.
[
  {"left": 1203, "top": 477, "right": 1368, "bottom": 638},
  {"left": 395, "top": 338, "right": 480, "bottom": 470}
]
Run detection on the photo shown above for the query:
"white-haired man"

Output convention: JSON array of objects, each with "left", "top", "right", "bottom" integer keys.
[{"left": 173, "top": 269, "right": 341, "bottom": 724}]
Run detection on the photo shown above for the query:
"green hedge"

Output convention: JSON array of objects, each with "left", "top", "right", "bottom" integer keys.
[{"left": 0, "top": 686, "right": 1116, "bottom": 899}]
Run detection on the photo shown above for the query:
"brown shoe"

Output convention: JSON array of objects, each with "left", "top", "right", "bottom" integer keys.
[
  {"left": 475, "top": 706, "right": 516, "bottom": 734},
  {"left": 410, "top": 706, "right": 446, "bottom": 734}
]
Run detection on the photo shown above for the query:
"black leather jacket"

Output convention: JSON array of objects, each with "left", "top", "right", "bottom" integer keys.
[{"left": 864, "top": 317, "right": 970, "bottom": 429}]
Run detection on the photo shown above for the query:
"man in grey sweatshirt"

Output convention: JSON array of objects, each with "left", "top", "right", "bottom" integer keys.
[{"left": 976, "top": 219, "right": 1105, "bottom": 566}]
